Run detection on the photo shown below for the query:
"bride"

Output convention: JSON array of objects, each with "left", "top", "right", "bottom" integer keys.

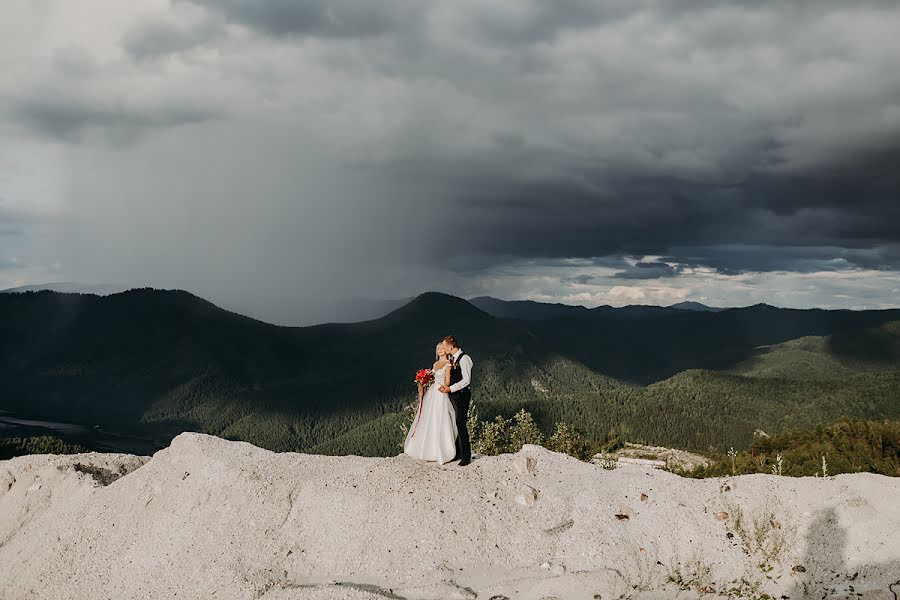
[{"left": 404, "top": 341, "right": 458, "bottom": 464}]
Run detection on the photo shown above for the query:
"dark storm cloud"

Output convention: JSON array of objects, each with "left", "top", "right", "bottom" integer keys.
[
  {"left": 189, "top": 0, "right": 890, "bottom": 46},
  {"left": 3, "top": 0, "right": 900, "bottom": 320},
  {"left": 187, "top": 0, "right": 426, "bottom": 38},
  {"left": 613, "top": 261, "right": 683, "bottom": 280},
  {"left": 10, "top": 96, "right": 216, "bottom": 142},
  {"left": 399, "top": 143, "right": 900, "bottom": 274},
  {"left": 121, "top": 15, "right": 224, "bottom": 58},
  {"left": 565, "top": 274, "right": 598, "bottom": 285},
  {"left": 661, "top": 244, "right": 900, "bottom": 276},
  {"left": 544, "top": 179, "right": 891, "bottom": 271}
]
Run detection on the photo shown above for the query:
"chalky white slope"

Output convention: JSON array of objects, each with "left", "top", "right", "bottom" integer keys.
[{"left": 1, "top": 433, "right": 898, "bottom": 600}]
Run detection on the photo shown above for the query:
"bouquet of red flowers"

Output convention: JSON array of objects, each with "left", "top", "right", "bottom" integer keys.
[
  {"left": 409, "top": 368, "right": 434, "bottom": 437},
  {"left": 414, "top": 368, "right": 435, "bottom": 388}
]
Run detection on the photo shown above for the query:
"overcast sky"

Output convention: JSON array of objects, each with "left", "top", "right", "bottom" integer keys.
[{"left": 2, "top": 0, "right": 899, "bottom": 324}]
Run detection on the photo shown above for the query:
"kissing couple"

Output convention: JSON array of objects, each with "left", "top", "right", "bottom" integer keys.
[{"left": 404, "top": 335, "right": 474, "bottom": 466}]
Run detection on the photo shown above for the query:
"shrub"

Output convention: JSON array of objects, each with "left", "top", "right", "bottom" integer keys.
[
  {"left": 508, "top": 409, "right": 543, "bottom": 448},
  {"left": 685, "top": 419, "right": 900, "bottom": 478},
  {"left": 468, "top": 408, "right": 589, "bottom": 460},
  {"left": 546, "top": 422, "right": 593, "bottom": 460},
  {"left": 475, "top": 415, "right": 510, "bottom": 455}
]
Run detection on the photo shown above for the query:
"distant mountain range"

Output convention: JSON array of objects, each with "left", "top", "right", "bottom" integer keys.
[
  {"left": 669, "top": 300, "right": 725, "bottom": 312},
  {"left": 1, "top": 282, "right": 129, "bottom": 295},
  {"left": 468, "top": 296, "right": 724, "bottom": 319},
  {"left": 0, "top": 284, "right": 724, "bottom": 321},
  {"left": 1, "top": 289, "right": 898, "bottom": 456}
]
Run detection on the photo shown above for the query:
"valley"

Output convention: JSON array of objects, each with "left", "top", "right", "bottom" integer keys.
[{"left": 2, "top": 289, "right": 898, "bottom": 458}]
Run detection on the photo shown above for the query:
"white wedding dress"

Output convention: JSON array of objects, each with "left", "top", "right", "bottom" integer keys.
[{"left": 404, "top": 364, "right": 458, "bottom": 464}]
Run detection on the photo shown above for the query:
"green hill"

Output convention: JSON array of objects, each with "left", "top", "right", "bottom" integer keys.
[
  {"left": 684, "top": 418, "right": 900, "bottom": 478},
  {"left": 0, "top": 435, "right": 87, "bottom": 460},
  {"left": 0, "top": 290, "right": 608, "bottom": 452},
  {"left": 1, "top": 289, "right": 898, "bottom": 457},
  {"left": 731, "top": 321, "right": 900, "bottom": 380}
]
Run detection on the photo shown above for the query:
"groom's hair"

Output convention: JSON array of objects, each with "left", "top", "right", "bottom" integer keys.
[{"left": 442, "top": 335, "right": 458, "bottom": 349}]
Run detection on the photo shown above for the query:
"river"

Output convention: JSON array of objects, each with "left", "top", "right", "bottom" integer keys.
[{"left": 0, "top": 411, "right": 166, "bottom": 456}]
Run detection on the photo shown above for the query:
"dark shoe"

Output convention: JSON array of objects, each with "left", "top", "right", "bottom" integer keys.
[{"left": 458, "top": 459, "right": 471, "bottom": 467}]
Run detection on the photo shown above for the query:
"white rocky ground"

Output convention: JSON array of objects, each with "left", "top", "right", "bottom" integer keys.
[
  {"left": 592, "top": 443, "right": 710, "bottom": 472},
  {"left": 1, "top": 433, "right": 899, "bottom": 600}
]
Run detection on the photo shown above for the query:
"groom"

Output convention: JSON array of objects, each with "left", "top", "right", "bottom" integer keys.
[{"left": 439, "top": 335, "right": 473, "bottom": 466}]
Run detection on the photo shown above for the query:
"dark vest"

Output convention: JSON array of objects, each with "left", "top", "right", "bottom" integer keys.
[{"left": 449, "top": 352, "right": 468, "bottom": 390}]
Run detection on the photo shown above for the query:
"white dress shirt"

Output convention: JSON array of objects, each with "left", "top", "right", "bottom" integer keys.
[{"left": 449, "top": 349, "right": 474, "bottom": 393}]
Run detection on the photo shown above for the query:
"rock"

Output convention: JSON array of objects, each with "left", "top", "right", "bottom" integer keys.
[
  {"left": 543, "top": 519, "right": 574, "bottom": 535},
  {"left": 1, "top": 432, "right": 899, "bottom": 600},
  {"left": 72, "top": 463, "right": 124, "bottom": 487},
  {"left": 714, "top": 511, "right": 729, "bottom": 521},
  {"left": 640, "top": 493, "right": 649, "bottom": 502},
  {"left": 614, "top": 506, "right": 633, "bottom": 521},
  {"left": 592, "top": 442, "right": 710, "bottom": 472},
  {"left": 859, "top": 590, "right": 894, "bottom": 600},
  {"left": 451, "top": 585, "right": 478, "bottom": 600},
  {"left": 488, "top": 596, "right": 510, "bottom": 600},
  {"left": 0, "top": 470, "right": 14, "bottom": 495},
  {"left": 520, "top": 444, "right": 547, "bottom": 453},
  {"left": 515, "top": 485, "right": 539, "bottom": 507},
  {"left": 512, "top": 455, "right": 536, "bottom": 476}
]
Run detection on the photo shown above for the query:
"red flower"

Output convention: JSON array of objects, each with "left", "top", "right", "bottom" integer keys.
[{"left": 414, "top": 368, "right": 435, "bottom": 386}]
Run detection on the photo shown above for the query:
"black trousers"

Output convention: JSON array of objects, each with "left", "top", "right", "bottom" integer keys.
[{"left": 449, "top": 388, "right": 472, "bottom": 461}]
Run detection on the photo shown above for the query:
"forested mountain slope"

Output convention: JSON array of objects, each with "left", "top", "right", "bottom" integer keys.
[{"left": 2, "top": 289, "right": 898, "bottom": 455}]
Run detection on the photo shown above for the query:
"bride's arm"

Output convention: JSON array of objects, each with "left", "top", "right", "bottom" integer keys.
[{"left": 443, "top": 364, "right": 452, "bottom": 391}]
